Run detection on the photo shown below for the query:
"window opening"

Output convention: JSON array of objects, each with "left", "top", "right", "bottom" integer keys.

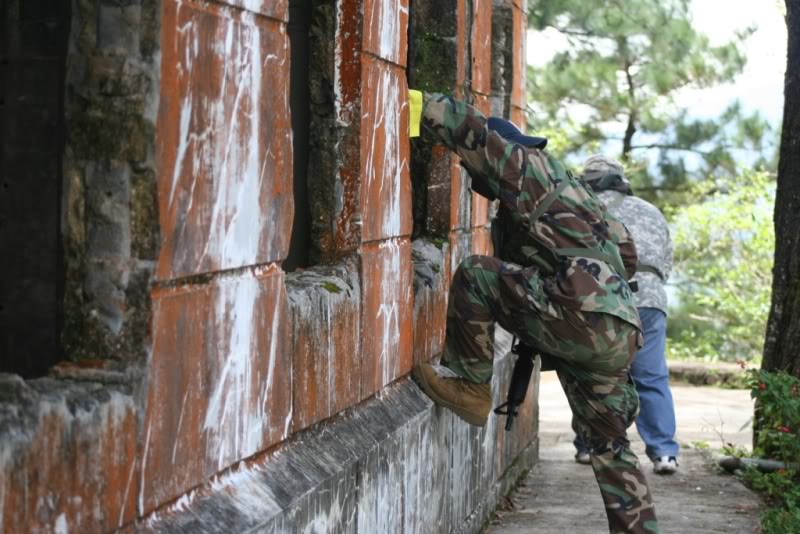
[
  {"left": 0, "top": 0, "right": 70, "bottom": 377},
  {"left": 284, "top": 0, "right": 312, "bottom": 272}
]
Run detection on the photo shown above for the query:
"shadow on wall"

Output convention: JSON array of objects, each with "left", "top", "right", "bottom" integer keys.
[
  {"left": 0, "top": 0, "right": 70, "bottom": 378},
  {"left": 285, "top": 0, "right": 312, "bottom": 272}
]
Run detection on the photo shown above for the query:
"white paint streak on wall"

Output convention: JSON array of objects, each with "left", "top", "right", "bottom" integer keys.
[
  {"left": 481, "top": 393, "right": 497, "bottom": 484},
  {"left": 402, "top": 429, "right": 420, "bottom": 531},
  {"left": 53, "top": 513, "right": 68, "bottom": 534},
  {"left": 171, "top": 490, "right": 196, "bottom": 513},
  {"left": 374, "top": 0, "right": 407, "bottom": 62},
  {"left": 169, "top": 13, "right": 273, "bottom": 273},
  {"left": 357, "top": 470, "right": 375, "bottom": 531},
  {"left": 377, "top": 70, "right": 404, "bottom": 238},
  {"left": 266, "top": 284, "right": 290, "bottom": 440},
  {"left": 168, "top": 28, "right": 194, "bottom": 209},
  {"left": 172, "top": 390, "right": 190, "bottom": 463},
  {"left": 417, "top": 419, "right": 443, "bottom": 529},
  {"left": 326, "top": 296, "right": 333, "bottom": 416},
  {"left": 207, "top": 462, "right": 282, "bottom": 523},
  {"left": 449, "top": 417, "right": 476, "bottom": 523},
  {"left": 203, "top": 273, "right": 267, "bottom": 470},
  {"left": 380, "top": 455, "right": 402, "bottom": 533},
  {"left": 118, "top": 450, "right": 138, "bottom": 526},
  {"left": 139, "top": 420, "right": 152, "bottom": 516},
  {"left": 204, "top": 20, "right": 264, "bottom": 269},
  {"left": 0, "top": 387, "right": 136, "bottom": 528},
  {"left": 143, "top": 459, "right": 283, "bottom": 527},
  {"left": 333, "top": 2, "right": 344, "bottom": 126},
  {"left": 302, "top": 482, "right": 345, "bottom": 534},
  {"left": 239, "top": 0, "right": 265, "bottom": 14},
  {"left": 376, "top": 240, "right": 402, "bottom": 387}
]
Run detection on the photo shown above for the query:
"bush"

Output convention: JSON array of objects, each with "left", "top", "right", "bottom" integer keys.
[
  {"left": 666, "top": 170, "right": 775, "bottom": 363},
  {"left": 746, "top": 469, "right": 800, "bottom": 534},
  {"left": 743, "top": 370, "right": 800, "bottom": 533},
  {"left": 748, "top": 370, "right": 800, "bottom": 463}
]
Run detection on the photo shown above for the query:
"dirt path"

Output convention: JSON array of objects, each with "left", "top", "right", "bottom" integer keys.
[{"left": 487, "top": 372, "right": 762, "bottom": 534}]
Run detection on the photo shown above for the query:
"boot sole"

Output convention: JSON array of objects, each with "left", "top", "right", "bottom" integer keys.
[{"left": 413, "top": 365, "right": 488, "bottom": 427}]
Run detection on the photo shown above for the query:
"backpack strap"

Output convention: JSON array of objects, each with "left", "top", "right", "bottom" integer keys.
[
  {"left": 527, "top": 179, "right": 630, "bottom": 281},
  {"left": 527, "top": 179, "right": 570, "bottom": 223},
  {"left": 552, "top": 246, "right": 628, "bottom": 282}
]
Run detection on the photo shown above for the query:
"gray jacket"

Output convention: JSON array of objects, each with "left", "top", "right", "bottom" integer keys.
[{"left": 597, "top": 191, "right": 672, "bottom": 314}]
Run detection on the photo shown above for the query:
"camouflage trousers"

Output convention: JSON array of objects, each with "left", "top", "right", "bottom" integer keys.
[{"left": 442, "top": 255, "right": 658, "bottom": 534}]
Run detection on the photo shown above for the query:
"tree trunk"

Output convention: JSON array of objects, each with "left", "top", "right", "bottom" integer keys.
[
  {"left": 762, "top": 0, "right": 800, "bottom": 376},
  {"left": 620, "top": 39, "right": 637, "bottom": 161}
]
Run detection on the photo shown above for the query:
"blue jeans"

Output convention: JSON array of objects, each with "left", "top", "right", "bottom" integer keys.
[{"left": 575, "top": 308, "right": 679, "bottom": 460}]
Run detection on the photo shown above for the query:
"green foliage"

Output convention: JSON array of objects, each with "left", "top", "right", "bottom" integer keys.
[
  {"left": 526, "top": 0, "right": 775, "bottom": 204},
  {"left": 745, "top": 468, "right": 800, "bottom": 534},
  {"left": 742, "top": 370, "right": 800, "bottom": 533},
  {"left": 748, "top": 370, "right": 800, "bottom": 462},
  {"left": 720, "top": 443, "right": 750, "bottom": 458},
  {"left": 666, "top": 170, "right": 775, "bottom": 363}
]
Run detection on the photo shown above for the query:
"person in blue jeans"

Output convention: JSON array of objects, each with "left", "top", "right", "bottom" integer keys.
[{"left": 573, "top": 155, "right": 679, "bottom": 475}]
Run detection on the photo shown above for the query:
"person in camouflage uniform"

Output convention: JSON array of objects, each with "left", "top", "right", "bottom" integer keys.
[
  {"left": 574, "top": 155, "right": 679, "bottom": 475},
  {"left": 411, "top": 93, "right": 659, "bottom": 534}
]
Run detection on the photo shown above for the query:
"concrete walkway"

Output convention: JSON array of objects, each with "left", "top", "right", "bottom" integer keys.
[{"left": 487, "top": 372, "right": 762, "bottom": 534}]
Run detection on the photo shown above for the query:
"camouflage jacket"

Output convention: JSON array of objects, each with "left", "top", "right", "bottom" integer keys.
[
  {"left": 422, "top": 93, "right": 641, "bottom": 329},
  {"left": 597, "top": 191, "right": 672, "bottom": 314}
]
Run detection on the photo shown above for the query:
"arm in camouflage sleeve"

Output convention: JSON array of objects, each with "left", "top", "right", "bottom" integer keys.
[
  {"left": 605, "top": 213, "right": 638, "bottom": 281},
  {"left": 421, "top": 92, "right": 526, "bottom": 215}
]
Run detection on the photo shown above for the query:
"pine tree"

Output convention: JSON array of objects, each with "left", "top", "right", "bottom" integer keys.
[{"left": 527, "top": 0, "right": 774, "bottom": 205}]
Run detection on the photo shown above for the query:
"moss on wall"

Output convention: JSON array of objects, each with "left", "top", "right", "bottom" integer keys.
[{"left": 61, "top": 0, "right": 160, "bottom": 363}]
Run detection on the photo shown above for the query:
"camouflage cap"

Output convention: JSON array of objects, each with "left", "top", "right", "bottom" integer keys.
[
  {"left": 581, "top": 154, "right": 633, "bottom": 195},
  {"left": 582, "top": 154, "right": 626, "bottom": 182}
]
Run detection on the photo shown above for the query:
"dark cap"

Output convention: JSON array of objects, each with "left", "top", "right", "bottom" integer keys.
[{"left": 487, "top": 117, "right": 547, "bottom": 149}]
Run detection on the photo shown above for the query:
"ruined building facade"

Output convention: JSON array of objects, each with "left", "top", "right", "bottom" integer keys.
[{"left": 0, "top": 0, "right": 539, "bottom": 531}]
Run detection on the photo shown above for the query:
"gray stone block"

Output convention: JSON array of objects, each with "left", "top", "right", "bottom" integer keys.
[
  {"left": 412, "top": 239, "right": 445, "bottom": 291},
  {"left": 98, "top": 4, "right": 142, "bottom": 54},
  {"left": 141, "top": 332, "right": 538, "bottom": 533}
]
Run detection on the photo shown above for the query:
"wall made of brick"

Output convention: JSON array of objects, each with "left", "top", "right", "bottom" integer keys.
[
  {"left": 141, "top": 0, "right": 295, "bottom": 515},
  {"left": 134, "top": 330, "right": 538, "bottom": 534},
  {"left": 0, "top": 0, "right": 534, "bottom": 531},
  {"left": 0, "top": 374, "right": 140, "bottom": 532}
]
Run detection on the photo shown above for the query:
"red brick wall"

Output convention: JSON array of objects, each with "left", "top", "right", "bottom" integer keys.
[
  {"left": 1, "top": 0, "right": 531, "bottom": 531},
  {"left": 510, "top": 0, "right": 528, "bottom": 127},
  {"left": 142, "top": 0, "right": 295, "bottom": 514},
  {"left": 358, "top": 3, "right": 414, "bottom": 395}
]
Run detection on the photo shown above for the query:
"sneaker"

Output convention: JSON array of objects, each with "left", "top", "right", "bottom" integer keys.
[
  {"left": 413, "top": 362, "right": 492, "bottom": 427},
  {"left": 653, "top": 456, "right": 678, "bottom": 475},
  {"left": 575, "top": 451, "right": 592, "bottom": 465}
]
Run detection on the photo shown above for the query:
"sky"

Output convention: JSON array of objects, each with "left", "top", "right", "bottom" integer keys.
[
  {"left": 677, "top": 0, "right": 787, "bottom": 126},
  {"left": 525, "top": 0, "right": 788, "bottom": 162}
]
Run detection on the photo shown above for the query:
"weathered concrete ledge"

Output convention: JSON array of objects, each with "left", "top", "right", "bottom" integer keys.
[
  {"left": 140, "top": 332, "right": 539, "bottom": 533},
  {"left": 668, "top": 361, "right": 750, "bottom": 388},
  {"left": 0, "top": 372, "right": 141, "bottom": 532}
]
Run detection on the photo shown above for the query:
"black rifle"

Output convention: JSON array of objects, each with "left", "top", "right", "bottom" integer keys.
[{"left": 493, "top": 342, "right": 537, "bottom": 431}]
